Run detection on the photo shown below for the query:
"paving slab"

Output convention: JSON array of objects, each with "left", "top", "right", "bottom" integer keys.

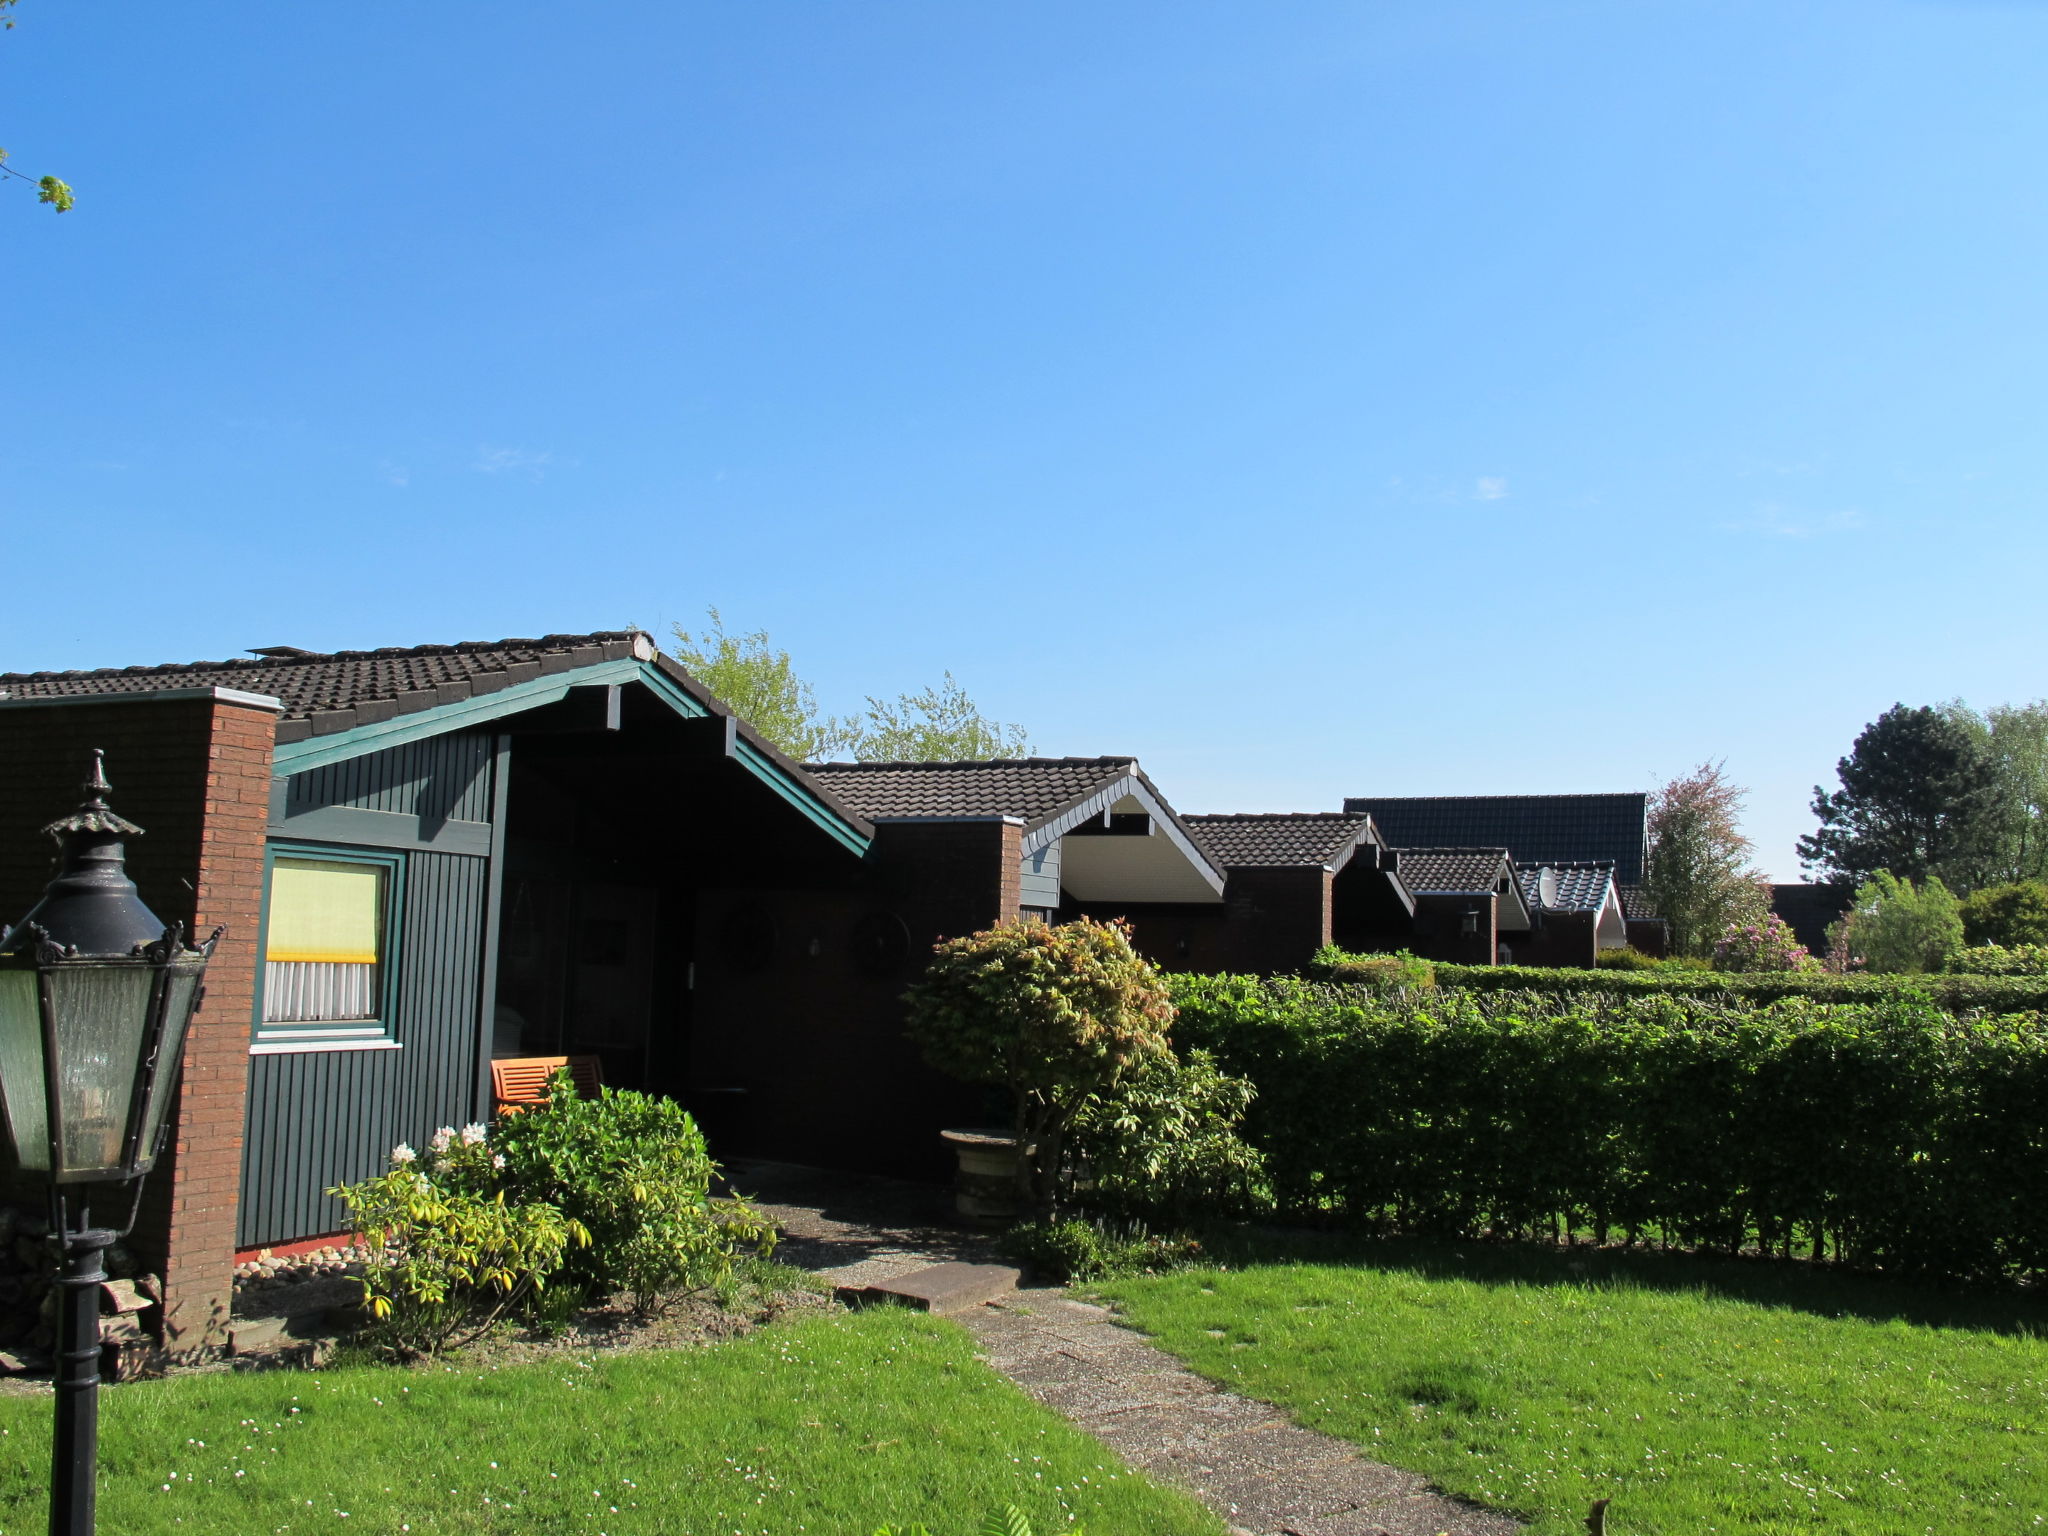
[{"left": 845, "top": 1261, "right": 1022, "bottom": 1315}]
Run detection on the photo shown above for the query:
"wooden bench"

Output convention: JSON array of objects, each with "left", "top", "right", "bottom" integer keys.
[{"left": 490, "top": 1054, "right": 604, "bottom": 1114}]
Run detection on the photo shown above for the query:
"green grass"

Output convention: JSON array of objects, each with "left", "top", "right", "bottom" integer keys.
[
  {"left": 0, "top": 1310, "right": 1221, "bottom": 1536},
  {"left": 1095, "top": 1237, "right": 2048, "bottom": 1536}
]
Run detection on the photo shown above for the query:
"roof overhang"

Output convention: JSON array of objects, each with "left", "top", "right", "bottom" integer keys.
[
  {"left": 267, "top": 652, "right": 873, "bottom": 857},
  {"left": 1024, "top": 772, "right": 1225, "bottom": 905}
]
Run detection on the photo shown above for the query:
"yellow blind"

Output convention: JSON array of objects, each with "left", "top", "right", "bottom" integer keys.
[{"left": 267, "top": 859, "right": 383, "bottom": 965}]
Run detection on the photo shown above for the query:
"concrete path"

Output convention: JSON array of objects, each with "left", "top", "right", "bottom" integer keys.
[{"left": 736, "top": 1161, "right": 1519, "bottom": 1536}]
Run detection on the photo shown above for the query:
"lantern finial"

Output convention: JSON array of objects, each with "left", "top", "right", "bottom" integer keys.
[{"left": 40, "top": 749, "right": 144, "bottom": 841}]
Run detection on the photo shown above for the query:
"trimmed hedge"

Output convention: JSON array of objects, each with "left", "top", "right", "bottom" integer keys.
[
  {"left": 1313, "top": 952, "right": 2048, "bottom": 1013},
  {"left": 1169, "top": 975, "right": 2048, "bottom": 1285}
]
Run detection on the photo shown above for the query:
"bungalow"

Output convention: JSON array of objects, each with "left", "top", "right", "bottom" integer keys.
[
  {"left": 1377, "top": 847, "right": 1533, "bottom": 964},
  {"left": 0, "top": 631, "right": 956, "bottom": 1351},
  {"left": 1180, "top": 812, "right": 1414, "bottom": 973},
  {"left": 1512, "top": 859, "right": 1629, "bottom": 967}
]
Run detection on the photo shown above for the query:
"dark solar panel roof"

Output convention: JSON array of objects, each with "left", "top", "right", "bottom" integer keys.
[
  {"left": 1388, "top": 847, "right": 1512, "bottom": 895},
  {"left": 1342, "top": 793, "right": 1649, "bottom": 883},
  {"left": 804, "top": 757, "right": 1140, "bottom": 828},
  {"left": 1517, "top": 860, "right": 1617, "bottom": 914},
  {"left": 1183, "top": 813, "right": 1374, "bottom": 870}
]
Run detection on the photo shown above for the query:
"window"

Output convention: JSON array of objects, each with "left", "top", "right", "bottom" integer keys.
[{"left": 260, "top": 851, "right": 400, "bottom": 1041}]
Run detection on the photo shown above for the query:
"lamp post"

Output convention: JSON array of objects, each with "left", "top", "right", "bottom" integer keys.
[{"left": 0, "top": 752, "right": 220, "bottom": 1536}]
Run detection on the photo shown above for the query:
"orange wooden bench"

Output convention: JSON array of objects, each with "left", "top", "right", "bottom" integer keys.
[{"left": 490, "top": 1054, "right": 604, "bottom": 1114}]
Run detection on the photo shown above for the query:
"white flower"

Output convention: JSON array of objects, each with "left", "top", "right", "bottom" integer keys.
[
  {"left": 428, "top": 1127, "right": 454, "bottom": 1153},
  {"left": 491, "top": 1153, "right": 507, "bottom": 1170},
  {"left": 390, "top": 1143, "right": 416, "bottom": 1165},
  {"left": 460, "top": 1122, "right": 487, "bottom": 1146}
]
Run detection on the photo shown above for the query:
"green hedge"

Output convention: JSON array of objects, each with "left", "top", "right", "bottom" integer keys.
[
  {"left": 1168, "top": 975, "right": 2048, "bottom": 1285},
  {"left": 1313, "top": 953, "right": 2048, "bottom": 1013}
]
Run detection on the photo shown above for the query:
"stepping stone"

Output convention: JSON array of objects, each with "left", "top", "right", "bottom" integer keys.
[{"left": 842, "top": 1262, "right": 1020, "bottom": 1315}]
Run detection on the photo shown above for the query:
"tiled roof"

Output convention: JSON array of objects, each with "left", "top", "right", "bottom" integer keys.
[
  {"left": 1517, "top": 860, "right": 1616, "bottom": 914},
  {"left": 1341, "top": 794, "right": 1649, "bottom": 884},
  {"left": 0, "top": 632, "right": 651, "bottom": 726},
  {"left": 1387, "top": 847, "right": 1511, "bottom": 895},
  {"left": 1618, "top": 883, "right": 1662, "bottom": 921},
  {"left": 803, "top": 757, "right": 1140, "bottom": 828},
  {"left": 1183, "top": 813, "right": 1374, "bottom": 870}
]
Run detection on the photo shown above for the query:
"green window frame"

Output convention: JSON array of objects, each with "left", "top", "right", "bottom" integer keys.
[{"left": 253, "top": 843, "right": 406, "bottom": 1050}]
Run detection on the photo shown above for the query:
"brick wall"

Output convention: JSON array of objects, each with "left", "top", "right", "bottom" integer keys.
[
  {"left": 1218, "top": 867, "right": 1333, "bottom": 975},
  {"left": 0, "top": 694, "right": 277, "bottom": 1355},
  {"left": 1410, "top": 892, "right": 1499, "bottom": 965}
]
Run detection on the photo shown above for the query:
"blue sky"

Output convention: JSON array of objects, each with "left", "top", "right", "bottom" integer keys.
[{"left": 5, "top": 2, "right": 2044, "bottom": 877}]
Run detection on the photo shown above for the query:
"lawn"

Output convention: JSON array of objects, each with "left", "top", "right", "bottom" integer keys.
[
  {"left": 0, "top": 1309, "right": 1221, "bottom": 1536},
  {"left": 1095, "top": 1238, "right": 2048, "bottom": 1536}
]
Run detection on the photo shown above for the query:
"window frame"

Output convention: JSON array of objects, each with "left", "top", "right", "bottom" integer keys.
[{"left": 253, "top": 842, "right": 406, "bottom": 1051}]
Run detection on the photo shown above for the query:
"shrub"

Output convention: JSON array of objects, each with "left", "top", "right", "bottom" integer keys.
[
  {"left": 1307, "top": 945, "right": 1436, "bottom": 989},
  {"left": 1829, "top": 871, "right": 1965, "bottom": 974},
  {"left": 1393, "top": 957, "right": 2048, "bottom": 1011},
  {"left": 332, "top": 1135, "right": 587, "bottom": 1358},
  {"left": 1595, "top": 946, "right": 1663, "bottom": 970},
  {"left": 490, "top": 1075, "right": 777, "bottom": 1313},
  {"left": 1950, "top": 943, "right": 2048, "bottom": 976},
  {"left": 997, "top": 1216, "right": 1203, "bottom": 1283},
  {"left": 1168, "top": 973, "right": 2048, "bottom": 1285},
  {"left": 1959, "top": 881, "right": 2048, "bottom": 948},
  {"left": 1712, "top": 914, "right": 1818, "bottom": 973},
  {"left": 1067, "top": 1047, "right": 1264, "bottom": 1220},
  {"left": 904, "top": 918, "right": 1173, "bottom": 1212}
]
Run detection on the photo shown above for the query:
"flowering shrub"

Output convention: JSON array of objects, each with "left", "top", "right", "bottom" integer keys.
[
  {"left": 333, "top": 1080, "right": 778, "bottom": 1348},
  {"left": 490, "top": 1073, "right": 777, "bottom": 1313},
  {"left": 1949, "top": 943, "right": 2048, "bottom": 976},
  {"left": 334, "top": 1142, "right": 586, "bottom": 1358},
  {"left": 1713, "top": 914, "right": 1818, "bottom": 973}
]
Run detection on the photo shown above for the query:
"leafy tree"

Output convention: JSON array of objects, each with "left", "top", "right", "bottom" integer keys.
[
  {"left": 1643, "top": 762, "right": 1771, "bottom": 957},
  {"left": 666, "top": 611, "right": 1030, "bottom": 763},
  {"left": 1798, "top": 705, "right": 2000, "bottom": 889},
  {"left": 849, "top": 672, "right": 1031, "bottom": 762},
  {"left": 1943, "top": 700, "right": 2048, "bottom": 886},
  {"left": 1957, "top": 880, "right": 2048, "bottom": 949},
  {"left": 1, "top": 3, "right": 73, "bottom": 212},
  {"left": 1825, "top": 871, "right": 1965, "bottom": 974},
  {"left": 668, "top": 609, "right": 855, "bottom": 761}
]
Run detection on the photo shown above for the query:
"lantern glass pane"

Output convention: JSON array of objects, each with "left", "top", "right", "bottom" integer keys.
[
  {"left": 135, "top": 968, "right": 201, "bottom": 1170},
  {"left": 46, "top": 965, "right": 153, "bottom": 1178},
  {"left": 0, "top": 969, "right": 49, "bottom": 1172}
]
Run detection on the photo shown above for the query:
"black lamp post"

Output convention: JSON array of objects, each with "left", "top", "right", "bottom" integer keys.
[{"left": 0, "top": 752, "right": 220, "bottom": 1536}]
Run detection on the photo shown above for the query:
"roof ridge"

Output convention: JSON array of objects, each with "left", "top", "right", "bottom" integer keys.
[
  {"left": 805, "top": 755, "right": 1137, "bottom": 772},
  {"left": 1184, "top": 811, "right": 1366, "bottom": 822},
  {"left": 0, "top": 630, "right": 642, "bottom": 684},
  {"left": 1347, "top": 792, "right": 1645, "bottom": 802}
]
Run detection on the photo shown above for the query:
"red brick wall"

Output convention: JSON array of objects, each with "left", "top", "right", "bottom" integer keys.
[
  {"left": 1219, "top": 867, "right": 1333, "bottom": 975},
  {"left": 1410, "top": 892, "right": 1499, "bottom": 965},
  {"left": 0, "top": 695, "right": 276, "bottom": 1355},
  {"left": 1514, "top": 912, "right": 1599, "bottom": 968}
]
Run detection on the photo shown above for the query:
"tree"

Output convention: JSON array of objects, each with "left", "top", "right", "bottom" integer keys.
[
  {"left": 1942, "top": 700, "right": 2048, "bottom": 887},
  {"left": 665, "top": 611, "right": 1032, "bottom": 763},
  {"left": 1797, "top": 705, "right": 2000, "bottom": 890},
  {"left": 668, "top": 609, "right": 854, "bottom": 761},
  {"left": 848, "top": 672, "right": 1031, "bottom": 762},
  {"left": 1825, "top": 871, "right": 1964, "bottom": 974},
  {"left": 1, "top": 3, "right": 74, "bottom": 212},
  {"left": 1643, "top": 762, "right": 1771, "bottom": 957}
]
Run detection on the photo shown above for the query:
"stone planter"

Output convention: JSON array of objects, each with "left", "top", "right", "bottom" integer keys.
[{"left": 941, "top": 1128, "right": 1034, "bottom": 1226}]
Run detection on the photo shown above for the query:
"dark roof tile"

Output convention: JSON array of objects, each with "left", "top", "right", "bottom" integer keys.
[
  {"left": 1388, "top": 847, "right": 1513, "bottom": 895},
  {"left": 803, "top": 757, "right": 1139, "bottom": 826},
  {"left": 1183, "top": 813, "right": 1374, "bottom": 870},
  {"left": 1342, "top": 793, "right": 1649, "bottom": 883}
]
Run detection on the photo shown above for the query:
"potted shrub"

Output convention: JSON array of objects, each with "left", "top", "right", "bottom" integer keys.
[{"left": 905, "top": 917, "right": 1172, "bottom": 1222}]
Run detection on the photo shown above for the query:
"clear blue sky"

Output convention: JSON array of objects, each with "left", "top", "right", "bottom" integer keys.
[{"left": 5, "top": 3, "right": 2044, "bottom": 878}]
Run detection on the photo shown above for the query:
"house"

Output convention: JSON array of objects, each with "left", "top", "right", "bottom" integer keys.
[
  {"left": 1180, "top": 812, "right": 1414, "bottom": 973},
  {"left": 801, "top": 756, "right": 1228, "bottom": 964},
  {"left": 1770, "top": 882, "right": 1850, "bottom": 958},
  {"left": 1344, "top": 792, "right": 1669, "bottom": 958},
  {"left": 1512, "top": 859, "right": 1629, "bottom": 967},
  {"left": 0, "top": 631, "right": 966, "bottom": 1352},
  {"left": 1379, "top": 848, "right": 1533, "bottom": 964}
]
